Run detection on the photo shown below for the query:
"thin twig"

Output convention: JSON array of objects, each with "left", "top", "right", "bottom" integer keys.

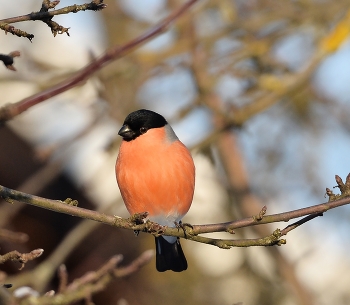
[
  {"left": 0, "top": 229, "right": 28, "bottom": 243},
  {"left": 0, "top": 1, "right": 106, "bottom": 24},
  {"left": 58, "top": 265, "right": 68, "bottom": 293},
  {"left": 19, "top": 251, "right": 153, "bottom": 305},
  {"left": 0, "top": 51, "right": 20, "bottom": 71},
  {"left": 0, "top": 1, "right": 107, "bottom": 39},
  {"left": 280, "top": 213, "right": 323, "bottom": 236},
  {"left": 0, "top": 249, "right": 43, "bottom": 270}
]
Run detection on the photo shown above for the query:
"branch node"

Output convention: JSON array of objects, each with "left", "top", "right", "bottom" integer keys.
[
  {"left": 87, "top": 0, "right": 108, "bottom": 11},
  {"left": 2, "top": 196, "right": 15, "bottom": 204},
  {"left": 327, "top": 174, "right": 350, "bottom": 201},
  {"left": 272, "top": 228, "right": 282, "bottom": 238},
  {"left": 277, "top": 239, "right": 287, "bottom": 246},
  {"left": 254, "top": 205, "right": 267, "bottom": 221},
  {"left": 62, "top": 198, "right": 79, "bottom": 206},
  {"left": 226, "top": 228, "right": 235, "bottom": 234},
  {"left": 219, "top": 243, "right": 232, "bottom": 249},
  {"left": 259, "top": 229, "right": 285, "bottom": 247}
]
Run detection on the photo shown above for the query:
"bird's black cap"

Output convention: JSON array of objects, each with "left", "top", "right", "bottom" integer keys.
[{"left": 118, "top": 109, "right": 168, "bottom": 141}]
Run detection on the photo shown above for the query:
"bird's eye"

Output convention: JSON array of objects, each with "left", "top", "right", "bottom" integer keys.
[{"left": 140, "top": 127, "right": 147, "bottom": 134}]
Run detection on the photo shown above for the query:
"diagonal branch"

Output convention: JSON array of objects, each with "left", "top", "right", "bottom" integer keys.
[
  {"left": 0, "top": 0, "right": 200, "bottom": 123},
  {"left": 280, "top": 213, "right": 323, "bottom": 236},
  {"left": 17, "top": 251, "right": 153, "bottom": 305}
]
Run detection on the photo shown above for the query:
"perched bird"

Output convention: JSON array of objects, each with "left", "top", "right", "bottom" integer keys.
[{"left": 116, "top": 109, "right": 195, "bottom": 272}]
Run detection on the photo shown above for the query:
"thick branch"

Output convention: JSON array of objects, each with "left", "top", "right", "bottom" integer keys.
[{"left": 1, "top": 182, "right": 350, "bottom": 248}]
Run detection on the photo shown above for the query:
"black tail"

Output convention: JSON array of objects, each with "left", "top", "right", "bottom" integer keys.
[{"left": 155, "top": 236, "right": 187, "bottom": 272}]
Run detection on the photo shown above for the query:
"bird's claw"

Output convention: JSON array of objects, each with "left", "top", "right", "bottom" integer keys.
[
  {"left": 145, "top": 220, "right": 166, "bottom": 236},
  {"left": 175, "top": 221, "right": 193, "bottom": 238},
  {"left": 129, "top": 212, "right": 149, "bottom": 237},
  {"left": 129, "top": 212, "right": 149, "bottom": 225}
]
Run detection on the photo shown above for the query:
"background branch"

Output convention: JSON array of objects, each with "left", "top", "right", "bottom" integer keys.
[
  {"left": 0, "top": 0, "right": 107, "bottom": 39},
  {"left": 0, "top": 51, "right": 20, "bottom": 71},
  {"left": 0, "top": 249, "right": 43, "bottom": 270},
  {"left": 0, "top": 0, "right": 199, "bottom": 123},
  {"left": 16, "top": 251, "right": 153, "bottom": 305}
]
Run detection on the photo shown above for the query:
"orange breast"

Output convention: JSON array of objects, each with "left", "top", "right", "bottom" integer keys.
[{"left": 116, "top": 128, "right": 195, "bottom": 223}]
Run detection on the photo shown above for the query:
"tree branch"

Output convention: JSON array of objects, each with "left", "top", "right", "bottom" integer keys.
[
  {"left": 0, "top": 0, "right": 106, "bottom": 24},
  {"left": 0, "top": 0, "right": 199, "bottom": 123},
  {"left": 0, "top": 229, "right": 28, "bottom": 243},
  {"left": 1, "top": 174, "right": 350, "bottom": 249},
  {"left": 0, "top": 0, "right": 107, "bottom": 39},
  {"left": 0, "top": 249, "right": 43, "bottom": 270},
  {"left": 18, "top": 251, "right": 153, "bottom": 305},
  {"left": 0, "top": 51, "right": 20, "bottom": 70}
]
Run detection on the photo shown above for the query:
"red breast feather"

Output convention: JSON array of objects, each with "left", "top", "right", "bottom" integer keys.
[{"left": 116, "top": 127, "right": 195, "bottom": 226}]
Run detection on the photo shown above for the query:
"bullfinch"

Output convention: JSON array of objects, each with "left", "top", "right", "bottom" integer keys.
[{"left": 115, "top": 109, "right": 195, "bottom": 272}]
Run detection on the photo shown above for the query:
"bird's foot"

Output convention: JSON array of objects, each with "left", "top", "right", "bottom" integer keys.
[
  {"left": 175, "top": 221, "right": 193, "bottom": 238},
  {"left": 129, "top": 212, "right": 149, "bottom": 237},
  {"left": 129, "top": 212, "right": 149, "bottom": 225},
  {"left": 145, "top": 220, "right": 166, "bottom": 236}
]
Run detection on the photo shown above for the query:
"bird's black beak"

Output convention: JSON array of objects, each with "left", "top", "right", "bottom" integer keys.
[{"left": 118, "top": 125, "right": 135, "bottom": 140}]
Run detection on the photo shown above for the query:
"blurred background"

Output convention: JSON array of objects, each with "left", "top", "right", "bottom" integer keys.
[{"left": 1, "top": 0, "right": 350, "bottom": 304}]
